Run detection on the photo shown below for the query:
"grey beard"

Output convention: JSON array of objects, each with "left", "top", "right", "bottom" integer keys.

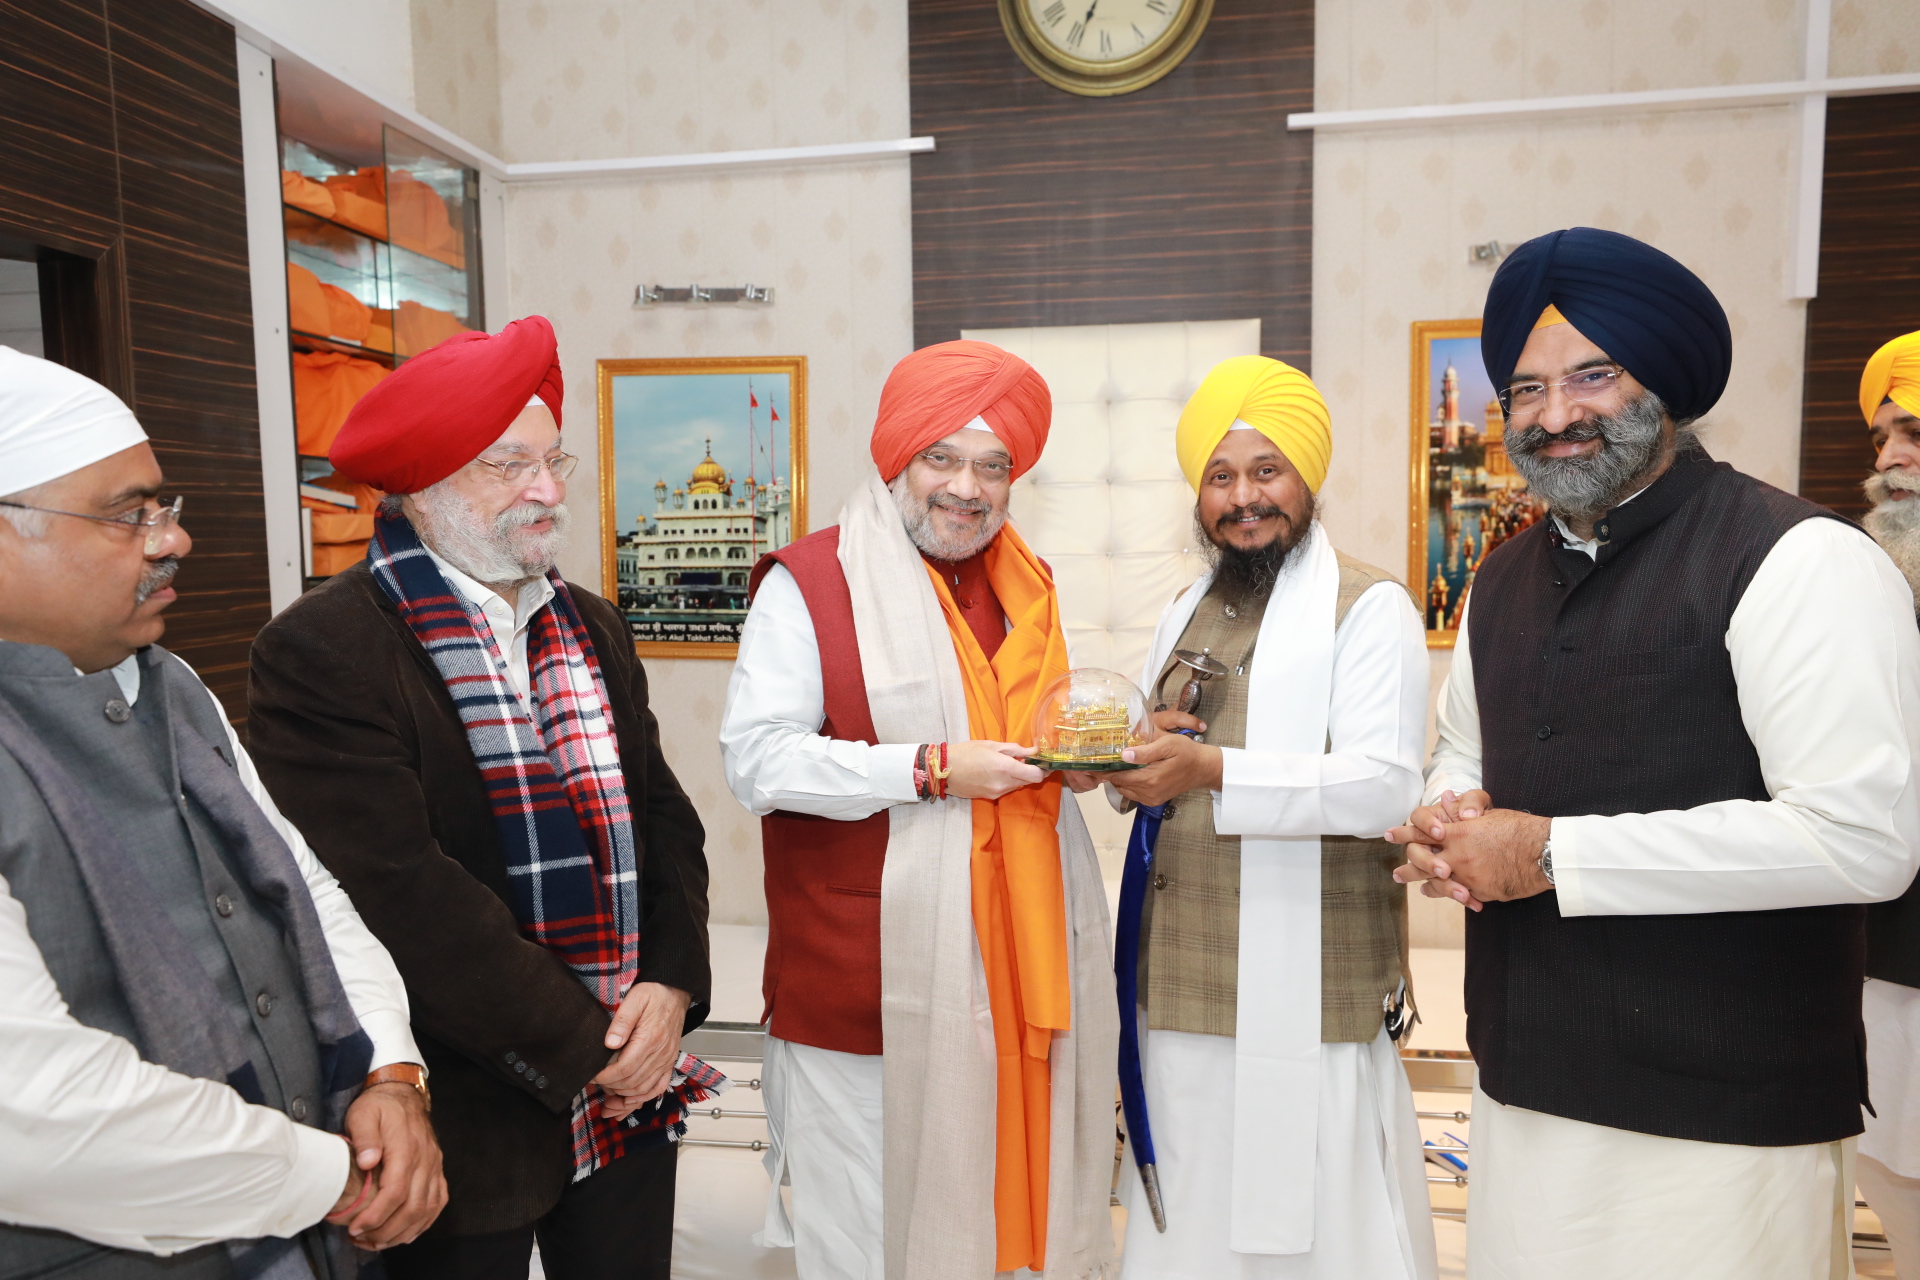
[
  {"left": 135, "top": 556, "right": 179, "bottom": 605},
  {"left": 889, "top": 473, "right": 1007, "bottom": 561},
  {"left": 1197, "top": 496, "right": 1318, "bottom": 607},
  {"left": 1505, "top": 390, "right": 1680, "bottom": 526},
  {"left": 410, "top": 483, "right": 571, "bottom": 586},
  {"left": 1864, "top": 468, "right": 1920, "bottom": 606}
]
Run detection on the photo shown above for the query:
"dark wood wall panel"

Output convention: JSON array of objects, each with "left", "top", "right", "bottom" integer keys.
[
  {"left": 1800, "top": 92, "right": 1920, "bottom": 519},
  {"left": 0, "top": 0, "right": 267, "bottom": 717},
  {"left": 908, "top": 0, "right": 1314, "bottom": 368}
]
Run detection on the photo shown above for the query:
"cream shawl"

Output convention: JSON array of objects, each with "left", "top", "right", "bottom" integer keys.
[{"left": 838, "top": 474, "right": 1119, "bottom": 1280}]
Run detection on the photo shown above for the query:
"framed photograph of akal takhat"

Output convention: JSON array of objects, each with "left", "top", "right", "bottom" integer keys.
[
  {"left": 1409, "top": 320, "right": 1547, "bottom": 648},
  {"left": 596, "top": 356, "right": 807, "bottom": 659}
]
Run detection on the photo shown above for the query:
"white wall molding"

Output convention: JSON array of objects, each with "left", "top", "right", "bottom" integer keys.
[
  {"left": 203, "top": 1, "right": 934, "bottom": 184},
  {"left": 1786, "top": 0, "right": 1835, "bottom": 301},
  {"left": 501, "top": 137, "right": 935, "bottom": 182},
  {"left": 1288, "top": 71, "right": 1920, "bottom": 134}
]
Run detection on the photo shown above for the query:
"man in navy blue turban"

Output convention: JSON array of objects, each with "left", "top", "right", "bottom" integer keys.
[{"left": 1387, "top": 228, "right": 1920, "bottom": 1279}]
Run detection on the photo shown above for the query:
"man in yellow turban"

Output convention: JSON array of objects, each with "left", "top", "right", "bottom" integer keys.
[
  {"left": 1856, "top": 328, "right": 1920, "bottom": 1279},
  {"left": 1090, "top": 356, "right": 1437, "bottom": 1278}
]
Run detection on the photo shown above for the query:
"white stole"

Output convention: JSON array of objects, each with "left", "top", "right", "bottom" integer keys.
[{"left": 1137, "top": 521, "right": 1339, "bottom": 1256}]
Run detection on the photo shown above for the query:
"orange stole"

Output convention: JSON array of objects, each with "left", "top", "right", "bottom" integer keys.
[{"left": 922, "top": 525, "right": 1072, "bottom": 1273}]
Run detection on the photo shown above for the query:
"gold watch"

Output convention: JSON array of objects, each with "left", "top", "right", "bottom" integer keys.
[{"left": 363, "top": 1062, "right": 431, "bottom": 1110}]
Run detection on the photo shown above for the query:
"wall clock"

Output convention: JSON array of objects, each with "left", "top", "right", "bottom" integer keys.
[{"left": 999, "top": 0, "right": 1214, "bottom": 97}]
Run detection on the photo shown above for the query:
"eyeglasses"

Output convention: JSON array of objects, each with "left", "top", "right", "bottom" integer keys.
[
  {"left": 916, "top": 449, "right": 1012, "bottom": 483},
  {"left": 469, "top": 452, "right": 580, "bottom": 487},
  {"left": 0, "top": 495, "right": 183, "bottom": 554},
  {"left": 1501, "top": 365, "right": 1624, "bottom": 418}
]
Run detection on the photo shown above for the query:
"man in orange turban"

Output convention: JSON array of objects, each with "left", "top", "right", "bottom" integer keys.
[{"left": 721, "top": 340, "right": 1118, "bottom": 1279}]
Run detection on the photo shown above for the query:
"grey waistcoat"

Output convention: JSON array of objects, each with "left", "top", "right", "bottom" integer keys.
[{"left": 0, "top": 644, "right": 324, "bottom": 1280}]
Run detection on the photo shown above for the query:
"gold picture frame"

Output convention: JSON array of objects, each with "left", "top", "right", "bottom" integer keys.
[
  {"left": 597, "top": 356, "right": 808, "bottom": 659},
  {"left": 1409, "top": 320, "right": 1545, "bottom": 648}
]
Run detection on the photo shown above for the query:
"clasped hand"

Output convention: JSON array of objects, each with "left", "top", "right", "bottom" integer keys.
[
  {"left": 331, "top": 1082, "right": 446, "bottom": 1248},
  {"left": 593, "top": 981, "right": 693, "bottom": 1122},
  {"left": 1384, "top": 789, "right": 1552, "bottom": 910}
]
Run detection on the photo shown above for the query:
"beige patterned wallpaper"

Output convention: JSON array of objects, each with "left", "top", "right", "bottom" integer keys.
[
  {"left": 484, "top": 1, "right": 913, "bottom": 927},
  {"left": 411, "top": 0, "right": 504, "bottom": 154},
  {"left": 1317, "top": 0, "right": 1806, "bottom": 113},
  {"left": 1832, "top": 0, "right": 1920, "bottom": 77}
]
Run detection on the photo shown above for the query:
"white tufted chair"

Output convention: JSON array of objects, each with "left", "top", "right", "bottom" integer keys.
[{"left": 962, "top": 319, "right": 1263, "bottom": 895}]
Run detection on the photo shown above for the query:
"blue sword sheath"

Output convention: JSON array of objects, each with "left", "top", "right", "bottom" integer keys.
[{"left": 1115, "top": 796, "right": 1170, "bottom": 1232}]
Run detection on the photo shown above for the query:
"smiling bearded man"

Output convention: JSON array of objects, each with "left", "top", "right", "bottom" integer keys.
[
  {"left": 248, "top": 317, "right": 716, "bottom": 1280},
  {"left": 1389, "top": 229, "right": 1920, "bottom": 1280},
  {"left": 1854, "top": 328, "right": 1920, "bottom": 1280},
  {"left": 720, "top": 340, "right": 1117, "bottom": 1280},
  {"left": 1098, "top": 356, "right": 1434, "bottom": 1280}
]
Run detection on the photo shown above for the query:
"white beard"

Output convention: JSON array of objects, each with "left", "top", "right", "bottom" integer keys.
[
  {"left": 1863, "top": 467, "right": 1920, "bottom": 608},
  {"left": 409, "top": 482, "right": 571, "bottom": 587}
]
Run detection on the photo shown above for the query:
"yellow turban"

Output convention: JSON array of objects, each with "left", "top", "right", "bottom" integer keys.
[
  {"left": 1175, "top": 356, "right": 1332, "bottom": 493},
  {"left": 1862, "top": 330, "right": 1920, "bottom": 426}
]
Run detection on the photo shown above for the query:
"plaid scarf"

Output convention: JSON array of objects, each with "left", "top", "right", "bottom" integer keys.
[{"left": 369, "top": 512, "right": 725, "bottom": 1178}]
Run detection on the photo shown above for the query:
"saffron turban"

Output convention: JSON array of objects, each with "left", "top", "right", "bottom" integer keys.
[
  {"left": 1862, "top": 330, "right": 1920, "bottom": 426},
  {"left": 870, "top": 340, "right": 1051, "bottom": 482},
  {"left": 1174, "top": 355, "right": 1332, "bottom": 493},
  {"left": 1482, "top": 227, "right": 1732, "bottom": 425},
  {"left": 330, "top": 315, "right": 564, "bottom": 494},
  {"left": 0, "top": 346, "right": 147, "bottom": 493}
]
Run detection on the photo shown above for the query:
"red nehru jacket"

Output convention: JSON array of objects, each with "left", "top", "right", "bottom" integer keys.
[{"left": 329, "top": 315, "right": 565, "bottom": 494}]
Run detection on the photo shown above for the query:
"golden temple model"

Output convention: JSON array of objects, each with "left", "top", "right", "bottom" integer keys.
[{"left": 1036, "top": 695, "right": 1139, "bottom": 765}]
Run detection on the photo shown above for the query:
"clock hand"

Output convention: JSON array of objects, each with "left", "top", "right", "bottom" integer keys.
[{"left": 1083, "top": 0, "right": 1098, "bottom": 20}]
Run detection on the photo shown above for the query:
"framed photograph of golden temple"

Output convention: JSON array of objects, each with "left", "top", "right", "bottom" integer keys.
[
  {"left": 596, "top": 356, "right": 807, "bottom": 659},
  {"left": 1409, "top": 320, "right": 1547, "bottom": 648}
]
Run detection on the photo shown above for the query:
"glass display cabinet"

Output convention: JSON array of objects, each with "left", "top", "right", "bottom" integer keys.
[{"left": 274, "top": 84, "right": 484, "bottom": 586}]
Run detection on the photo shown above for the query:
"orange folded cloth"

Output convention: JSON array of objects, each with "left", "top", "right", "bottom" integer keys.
[
  {"left": 364, "top": 309, "right": 394, "bottom": 354},
  {"left": 310, "top": 541, "right": 368, "bottom": 576},
  {"left": 394, "top": 300, "right": 472, "bottom": 357},
  {"left": 286, "top": 263, "right": 373, "bottom": 344},
  {"left": 294, "top": 350, "right": 389, "bottom": 456},
  {"left": 309, "top": 509, "right": 375, "bottom": 543},
  {"left": 388, "top": 170, "right": 465, "bottom": 270},
  {"left": 282, "top": 169, "right": 335, "bottom": 220},
  {"left": 323, "top": 167, "right": 389, "bottom": 240}
]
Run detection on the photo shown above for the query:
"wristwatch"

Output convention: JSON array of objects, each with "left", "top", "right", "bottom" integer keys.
[
  {"left": 363, "top": 1062, "right": 431, "bottom": 1110},
  {"left": 1538, "top": 833, "right": 1555, "bottom": 886}
]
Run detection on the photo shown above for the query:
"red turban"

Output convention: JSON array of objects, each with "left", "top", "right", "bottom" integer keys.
[
  {"left": 330, "top": 315, "right": 565, "bottom": 494},
  {"left": 870, "top": 340, "right": 1051, "bottom": 482}
]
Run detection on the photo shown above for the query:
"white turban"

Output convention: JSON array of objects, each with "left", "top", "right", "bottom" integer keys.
[{"left": 0, "top": 346, "right": 147, "bottom": 495}]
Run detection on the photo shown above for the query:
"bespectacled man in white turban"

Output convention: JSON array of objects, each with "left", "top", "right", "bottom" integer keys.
[{"left": 0, "top": 347, "right": 444, "bottom": 1280}]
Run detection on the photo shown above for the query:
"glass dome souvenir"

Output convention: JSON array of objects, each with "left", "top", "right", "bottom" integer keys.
[{"left": 1028, "top": 668, "right": 1154, "bottom": 771}]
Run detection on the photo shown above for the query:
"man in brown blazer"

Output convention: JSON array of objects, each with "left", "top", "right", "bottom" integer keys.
[{"left": 248, "top": 318, "right": 711, "bottom": 1280}]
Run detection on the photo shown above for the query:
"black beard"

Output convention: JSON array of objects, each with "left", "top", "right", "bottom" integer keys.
[{"left": 1197, "top": 498, "right": 1315, "bottom": 607}]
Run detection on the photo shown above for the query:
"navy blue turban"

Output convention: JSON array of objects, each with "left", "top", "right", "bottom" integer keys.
[{"left": 1481, "top": 227, "right": 1733, "bottom": 424}]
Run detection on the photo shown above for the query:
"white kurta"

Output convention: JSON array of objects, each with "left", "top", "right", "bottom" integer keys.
[
  {"left": 0, "top": 654, "right": 420, "bottom": 1255},
  {"left": 1426, "top": 514, "right": 1920, "bottom": 1278},
  {"left": 1115, "top": 531, "right": 1435, "bottom": 1278}
]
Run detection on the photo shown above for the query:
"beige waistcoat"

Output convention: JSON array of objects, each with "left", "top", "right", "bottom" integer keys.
[{"left": 1139, "top": 552, "right": 1416, "bottom": 1044}]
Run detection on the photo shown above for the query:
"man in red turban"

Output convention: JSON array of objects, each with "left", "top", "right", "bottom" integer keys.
[
  {"left": 720, "top": 341, "right": 1119, "bottom": 1279},
  {"left": 247, "top": 318, "right": 716, "bottom": 1280}
]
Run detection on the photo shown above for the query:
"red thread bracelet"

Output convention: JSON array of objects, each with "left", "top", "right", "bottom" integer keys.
[{"left": 325, "top": 1148, "right": 374, "bottom": 1224}]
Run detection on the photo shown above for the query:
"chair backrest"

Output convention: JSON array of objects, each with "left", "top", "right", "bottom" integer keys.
[{"left": 962, "top": 319, "right": 1262, "bottom": 887}]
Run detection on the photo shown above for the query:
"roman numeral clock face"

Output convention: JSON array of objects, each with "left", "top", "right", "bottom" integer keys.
[
  {"left": 1003, "top": 0, "right": 1210, "bottom": 96},
  {"left": 1029, "top": 0, "right": 1180, "bottom": 64}
]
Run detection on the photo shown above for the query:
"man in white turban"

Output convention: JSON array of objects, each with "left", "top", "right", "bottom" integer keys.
[{"left": 0, "top": 348, "right": 445, "bottom": 1280}]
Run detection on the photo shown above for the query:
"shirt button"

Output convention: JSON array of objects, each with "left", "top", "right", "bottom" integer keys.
[
  {"left": 1162, "top": 803, "right": 1178, "bottom": 820},
  {"left": 103, "top": 699, "right": 131, "bottom": 724},
  {"left": 505, "top": 1051, "right": 519, "bottom": 1064},
  {"left": 214, "top": 893, "right": 235, "bottom": 918},
  {"left": 1536, "top": 725, "right": 1553, "bottom": 740},
  {"left": 289, "top": 1096, "right": 309, "bottom": 1121},
  {"left": 515, "top": 1060, "right": 528, "bottom": 1074},
  {"left": 255, "top": 991, "right": 274, "bottom": 1017},
  {"left": 1152, "top": 874, "right": 1168, "bottom": 890},
  {"left": 535, "top": 1076, "right": 548, "bottom": 1089}
]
